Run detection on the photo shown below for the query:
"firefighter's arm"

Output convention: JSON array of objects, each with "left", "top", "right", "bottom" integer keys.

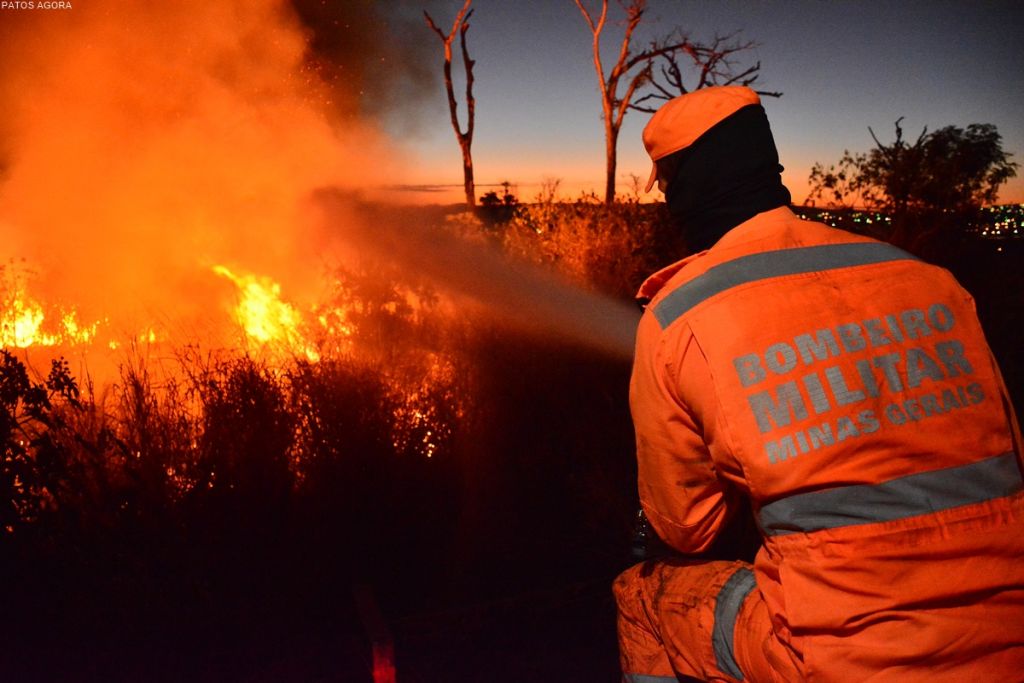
[{"left": 630, "top": 315, "right": 734, "bottom": 555}]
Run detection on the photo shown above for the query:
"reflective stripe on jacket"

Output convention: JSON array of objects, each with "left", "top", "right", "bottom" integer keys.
[{"left": 631, "top": 206, "right": 1024, "bottom": 680}]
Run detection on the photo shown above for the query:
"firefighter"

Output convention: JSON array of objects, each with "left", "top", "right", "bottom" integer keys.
[{"left": 616, "top": 85, "right": 1024, "bottom": 682}]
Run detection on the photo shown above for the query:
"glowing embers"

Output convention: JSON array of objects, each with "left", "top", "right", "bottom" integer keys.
[{"left": 390, "top": 351, "right": 464, "bottom": 459}]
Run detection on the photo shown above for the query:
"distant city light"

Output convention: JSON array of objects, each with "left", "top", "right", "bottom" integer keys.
[
  {"left": 976, "top": 204, "right": 1024, "bottom": 240},
  {"left": 797, "top": 204, "right": 1023, "bottom": 242}
]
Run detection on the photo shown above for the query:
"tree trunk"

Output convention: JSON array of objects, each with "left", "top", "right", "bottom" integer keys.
[
  {"left": 605, "top": 122, "right": 619, "bottom": 204},
  {"left": 461, "top": 142, "right": 475, "bottom": 207}
]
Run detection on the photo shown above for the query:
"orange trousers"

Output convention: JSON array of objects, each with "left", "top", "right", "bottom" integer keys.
[{"left": 614, "top": 559, "right": 795, "bottom": 683}]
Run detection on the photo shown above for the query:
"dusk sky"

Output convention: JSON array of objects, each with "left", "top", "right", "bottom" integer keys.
[{"left": 390, "top": 0, "right": 1024, "bottom": 205}]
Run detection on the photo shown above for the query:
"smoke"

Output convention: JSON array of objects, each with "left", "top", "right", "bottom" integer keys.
[
  {"left": 288, "top": 0, "right": 445, "bottom": 130},
  {"left": 0, "top": 0, "right": 395, "bottom": 336},
  {"left": 0, "top": 0, "right": 639, "bottom": 362},
  {"left": 313, "top": 193, "right": 641, "bottom": 360}
]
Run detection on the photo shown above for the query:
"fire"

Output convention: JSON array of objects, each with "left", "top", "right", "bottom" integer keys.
[
  {"left": 213, "top": 265, "right": 303, "bottom": 344},
  {"left": 60, "top": 312, "right": 100, "bottom": 346},
  {"left": 210, "top": 263, "right": 463, "bottom": 460},
  {"left": 0, "top": 260, "right": 362, "bottom": 363},
  {"left": 0, "top": 1, "right": 467, "bottom": 463},
  {"left": 310, "top": 304, "right": 358, "bottom": 361},
  {"left": 107, "top": 328, "right": 162, "bottom": 351},
  {"left": 213, "top": 265, "right": 327, "bottom": 361},
  {"left": 2, "top": 295, "right": 47, "bottom": 348},
  {"left": 1, "top": 279, "right": 101, "bottom": 349},
  {"left": 390, "top": 351, "right": 465, "bottom": 459},
  {"left": 0, "top": 0, "right": 388, "bottom": 373}
]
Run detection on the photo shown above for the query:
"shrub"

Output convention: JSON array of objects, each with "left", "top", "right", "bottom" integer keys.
[{"left": 500, "top": 200, "right": 683, "bottom": 299}]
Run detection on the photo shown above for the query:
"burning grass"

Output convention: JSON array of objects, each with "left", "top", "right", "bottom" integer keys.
[
  {"left": 0, "top": 264, "right": 103, "bottom": 349},
  {"left": 0, "top": 201, "right": 657, "bottom": 563},
  {"left": 0, "top": 199, "right": 678, "bottom": 551},
  {"left": 0, "top": 235, "right": 642, "bottom": 680}
]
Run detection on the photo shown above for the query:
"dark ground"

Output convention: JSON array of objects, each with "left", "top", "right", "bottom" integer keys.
[{"left": 3, "top": 542, "right": 625, "bottom": 682}]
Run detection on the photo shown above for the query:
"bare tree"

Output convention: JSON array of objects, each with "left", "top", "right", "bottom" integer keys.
[
  {"left": 631, "top": 32, "right": 781, "bottom": 112},
  {"left": 573, "top": 0, "right": 778, "bottom": 203},
  {"left": 425, "top": 1, "right": 477, "bottom": 209}
]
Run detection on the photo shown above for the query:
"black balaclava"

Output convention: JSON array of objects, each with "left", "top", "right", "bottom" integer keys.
[{"left": 660, "top": 103, "right": 791, "bottom": 252}]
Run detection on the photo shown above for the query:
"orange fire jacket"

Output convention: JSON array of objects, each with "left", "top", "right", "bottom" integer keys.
[{"left": 631, "top": 206, "right": 1024, "bottom": 680}]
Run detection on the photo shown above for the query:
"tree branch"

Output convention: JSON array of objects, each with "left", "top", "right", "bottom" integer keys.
[
  {"left": 615, "top": 64, "right": 651, "bottom": 130},
  {"left": 423, "top": 11, "right": 446, "bottom": 41},
  {"left": 573, "top": 0, "right": 599, "bottom": 34},
  {"left": 574, "top": 2, "right": 781, "bottom": 200}
]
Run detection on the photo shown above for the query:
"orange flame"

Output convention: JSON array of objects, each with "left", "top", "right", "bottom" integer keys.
[
  {"left": 1, "top": 281, "right": 102, "bottom": 349},
  {"left": 0, "top": 2, "right": 465, "bottom": 462},
  {"left": 213, "top": 265, "right": 322, "bottom": 361},
  {"left": 0, "top": 0, "right": 388, "bottom": 369}
]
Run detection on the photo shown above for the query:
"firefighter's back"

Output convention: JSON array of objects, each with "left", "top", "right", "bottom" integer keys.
[{"left": 655, "top": 208, "right": 1024, "bottom": 679}]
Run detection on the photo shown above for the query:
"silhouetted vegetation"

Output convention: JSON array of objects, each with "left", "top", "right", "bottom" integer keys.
[
  {"left": 477, "top": 181, "right": 520, "bottom": 224},
  {"left": 808, "top": 119, "right": 1018, "bottom": 256}
]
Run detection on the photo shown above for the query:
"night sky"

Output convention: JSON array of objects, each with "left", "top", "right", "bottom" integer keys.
[{"left": 392, "top": 0, "right": 1024, "bottom": 205}]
